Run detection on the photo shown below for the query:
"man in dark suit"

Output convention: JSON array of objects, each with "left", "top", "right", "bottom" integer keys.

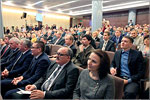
[
  {"left": 1, "top": 37, "right": 21, "bottom": 71},
  {"left": 1, "top": 39, "right": 33, "bottom": 79},
  {"left": 51, "top": 31, "right": 65, "bottom": 46},
  {"left": 98, "top": 31, "right": 115, "bottom": 52},
  {"left": 64, "top": 34, "right": 77, "bottom": 57},
  {"left": 128, "top": 20, "right": 134, "bottom": 26},
  {"left": 0, "top": 35, "right": 12, "bottom": 59},
  {"left": 40, "top": 37, "right": 51, "bottom": 55},
  {"left": 110, "top": 29, "right": 123, "bottom": 48},
  {"left": 2, "top": 41, "right": 51, "bottom": 98},
  {"left": 110, "top": 36, "right": 144, "bottom": 99},
  {"left": 74, "top": 34, "right": 94, "bottom": 68},
  {"left": 6, "top": 47, "right": 79, "bottom": 99}
]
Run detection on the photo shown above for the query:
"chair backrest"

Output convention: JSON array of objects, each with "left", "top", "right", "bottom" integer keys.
[
  {"left": 105, "top": 51, "right": 115, "bottom": 64},
  {"left": 143, "top": 56, "right": 149, "bottom": 79},
  {"left": 47, "top": 44, "right": 52, "bottom": 55},
  {"left": 111, "top": 75, "right": 124, "bottom": 99},
  {"left": 76, "top": 65, "right": 84, "bottom": 74},
  {"left": 50, "top": 44, "right": 63, "bottom": 55}
]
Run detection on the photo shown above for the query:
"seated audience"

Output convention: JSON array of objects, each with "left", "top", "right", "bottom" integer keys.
[
  {"left": 1, "top": 37, "right": 21, "bottom": 71},
  {"left": 40, "top": 37, "right": 51, "bottom": 55},
  {"left": 2, "top": 41, "right": 51, "bottom": 98},
  {"left": 110, "top": 29, "right": 123, "bottom": 48},
  {"left": 31, "top": 33, "right": 37, "bottom": 43},
  {"left": 139, "top": 35, "right": 149, "bottom": 57},
  {"left": 92, "top": 31, "right": 100, "bottom": 42},
  {"left": 73, "top": 34, "right": 94, "bottom": 68},
  {"left": 98, "top": 31, "right": 115, "bottom": 52},
  {"left": 50, "top": 31, "right": 65, "bottom": 46},
  {"left": 7, "top": 47, "right": 79, "bottom": 99},
  {"left": 73, "top": 49, "right": 115, "bottom": 99},
  {"left": 143, "top": 29, "right": 149, "bottom": 38},
  {"left": 1, "top": 39, "right": 33, "bottom": 79},
  {"left": 0, "top": 35, "right": 12, "bottom": 59},
  {"left": 64, "top": 34, "right": 77, "bottom": 57},
  {"left": 130, "top": 29, "right": 143, "bottom": 49},
  {"left": 138, "top": 27, "right": 144, "bottom": 36},
  {"left": 0, "top": 38, "right": 5, "bottom": 49},
  {"left": 110, "top": 36, "right": 144, "bottom": 99}
]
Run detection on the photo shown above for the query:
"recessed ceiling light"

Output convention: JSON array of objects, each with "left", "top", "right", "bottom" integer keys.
[
  {"left": 3, "top": 1, "right": 14, "bottom": 6},
  {"left": 48, "top": 0, "right": 80, "bottom": 9}
]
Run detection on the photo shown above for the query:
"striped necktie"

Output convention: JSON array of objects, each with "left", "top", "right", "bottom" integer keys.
[
  {"left": 42, "top": 65, "right": 61, "bottom": 91},
  {"left": 10, "top": 53, "right": 23, "bottom": 71},
  {"left": 102, "top": 41, "right": 107, "bottom": 51},
  {"left": 0, "top": 45, "right": 9, "bottom": 58}
]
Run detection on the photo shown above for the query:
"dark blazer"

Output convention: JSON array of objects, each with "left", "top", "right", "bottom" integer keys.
[
  {"left": 0, "top": 45, "right": 12, "bottom": 59},
  {"left": 63, "top": 44, "right": 77, "bottom": 57},
  {"left": 98, "top": 40, "right": 115, "bottom": 52},
  {"left": 6, "top": 50, "right": 34, "bottom": 78},
  {"left": 17, "top": 53, "right": 50, "bottom": 87},
  {"left": 45, "top": 44, "right": 51, "bottom": 55},
  {"left": 34, "top": 61, "right": 79, "bottom": 99},
  {"left": 110, "top": 35, "right": 123, "bottom": 46},
  {"left": 1, "top": 48, "right": 21, "bottom": 71},
  {"left": 54, "top": 37, "right": 65, "bottom": 46},
  {"left": 111, "top": 49, "right": 144, "bottom": 82},
  {"left": 70, "top": 44, "right": 77, "bottom": 57},
  {"left": 74, "top": 45, "right": 94, "bottom": 68}
]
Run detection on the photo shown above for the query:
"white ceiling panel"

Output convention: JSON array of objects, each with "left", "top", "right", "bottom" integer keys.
[{"left": 2, "top": 0, "right": 150, "bottom": 16}]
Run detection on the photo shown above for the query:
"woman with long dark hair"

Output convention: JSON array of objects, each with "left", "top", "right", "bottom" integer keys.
[{"left": 73, "top": 49, "right": 115, "bottom": 99}]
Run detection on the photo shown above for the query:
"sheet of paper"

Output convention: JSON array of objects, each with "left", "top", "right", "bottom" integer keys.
[{"left": 17, "top": 88, "right": 31, "bottom": 94}]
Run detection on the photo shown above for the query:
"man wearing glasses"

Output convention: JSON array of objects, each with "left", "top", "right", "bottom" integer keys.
[{"left": 5, "top": 47, "right": 79, "bottom": 99}]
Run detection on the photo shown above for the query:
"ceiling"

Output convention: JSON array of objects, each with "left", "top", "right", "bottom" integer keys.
[{"left": 2, "top": 0, "right": 150, "bottom": 16}]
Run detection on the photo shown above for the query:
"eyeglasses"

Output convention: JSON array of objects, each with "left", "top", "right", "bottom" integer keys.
[{"left": 56, "top": 52, "right": 68, "bottom": 56}]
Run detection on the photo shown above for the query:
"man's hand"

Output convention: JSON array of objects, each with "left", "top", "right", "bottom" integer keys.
[
  {"left": 79, "top": 45, "right": 85, "bottom": 52},
  {"left": 11, "top": 76, "right": 23, "bottom": 85},
  {"left": 25, "top": 85, "right": 36, "bottom": 91},
  {"left": 124, "top": 79, "right": 128, "bottom": 85},
  {"left": 110, "top": 67, "right": 117, "bottom": 76},
  {"left": 30, "top": 90, "right": 45, "bottom": 99},
  {"left": 1, "top": 69, "right": 9, "bottom": 78}
]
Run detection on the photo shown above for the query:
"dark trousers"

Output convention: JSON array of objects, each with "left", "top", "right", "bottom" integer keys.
[
  {"left": 3, "top": 87, "right": 29, "bottom": 99},
  {"left": 9, "top": 92, "right": 30, "bottom": 99},
  {"left": 123, "top": 82, "right": 139, "bottom": 99},
  {"left": 1, "top": 79, "right": 23, "bottom": 99},
  {"left": 1, "top": 79, "right": 16, "bottom": 97}
]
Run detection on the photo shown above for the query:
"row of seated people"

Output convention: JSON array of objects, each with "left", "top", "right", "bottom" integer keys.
[
  {"left": 1, "top": 27, "right": 149, "bottom": 59},
  {"left": 0, "top": 34, "right": 149, "bottom": 99}
]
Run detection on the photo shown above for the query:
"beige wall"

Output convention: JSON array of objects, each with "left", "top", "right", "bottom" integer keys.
[{"left": 2, "top": 5, "right": 70, "bottom": 30}]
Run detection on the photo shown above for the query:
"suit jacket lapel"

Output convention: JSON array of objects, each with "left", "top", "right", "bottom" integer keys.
[
  {"left": 52, "top": 67, "right": 66, "bottom": 85},
  {"left": 128, "top": 49, "right": 132, "bottom": 65},
  {"left": 99, "top": 41, "right": 104, "bottom": 49},
  {"left": 50, "top": 62, "right": 70, "bottom": 88},
  {"left": 105, "top": 40, "right": 110, "bottom": 50},
  {"left": 46, "top": 63, "right": 58, "bottom": 79},
  {"left": 117, "top": 50, "right": 122, "bottom": 68}
]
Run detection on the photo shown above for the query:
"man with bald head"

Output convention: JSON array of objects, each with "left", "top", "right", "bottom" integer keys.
[{"left": 8, "top": 47, "right": 79, "bottom": 99}]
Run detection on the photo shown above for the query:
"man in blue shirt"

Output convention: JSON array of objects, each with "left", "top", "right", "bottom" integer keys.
[{"left": 110, "top": 36, "right": 144, "bottom": 99}]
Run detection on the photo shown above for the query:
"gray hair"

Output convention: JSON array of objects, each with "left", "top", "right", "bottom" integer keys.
[
  {"left": 21, "top": 38, "right": 32, "bottom": 48},
  {"left": 65, "top": 34, "right": 74, "bottom": 42},
  {"left": 67, "top": 47, "right": 73, "bottom": 60},
  {"left": 9, "top": 37, "right": 20, "bottom": 44}
]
